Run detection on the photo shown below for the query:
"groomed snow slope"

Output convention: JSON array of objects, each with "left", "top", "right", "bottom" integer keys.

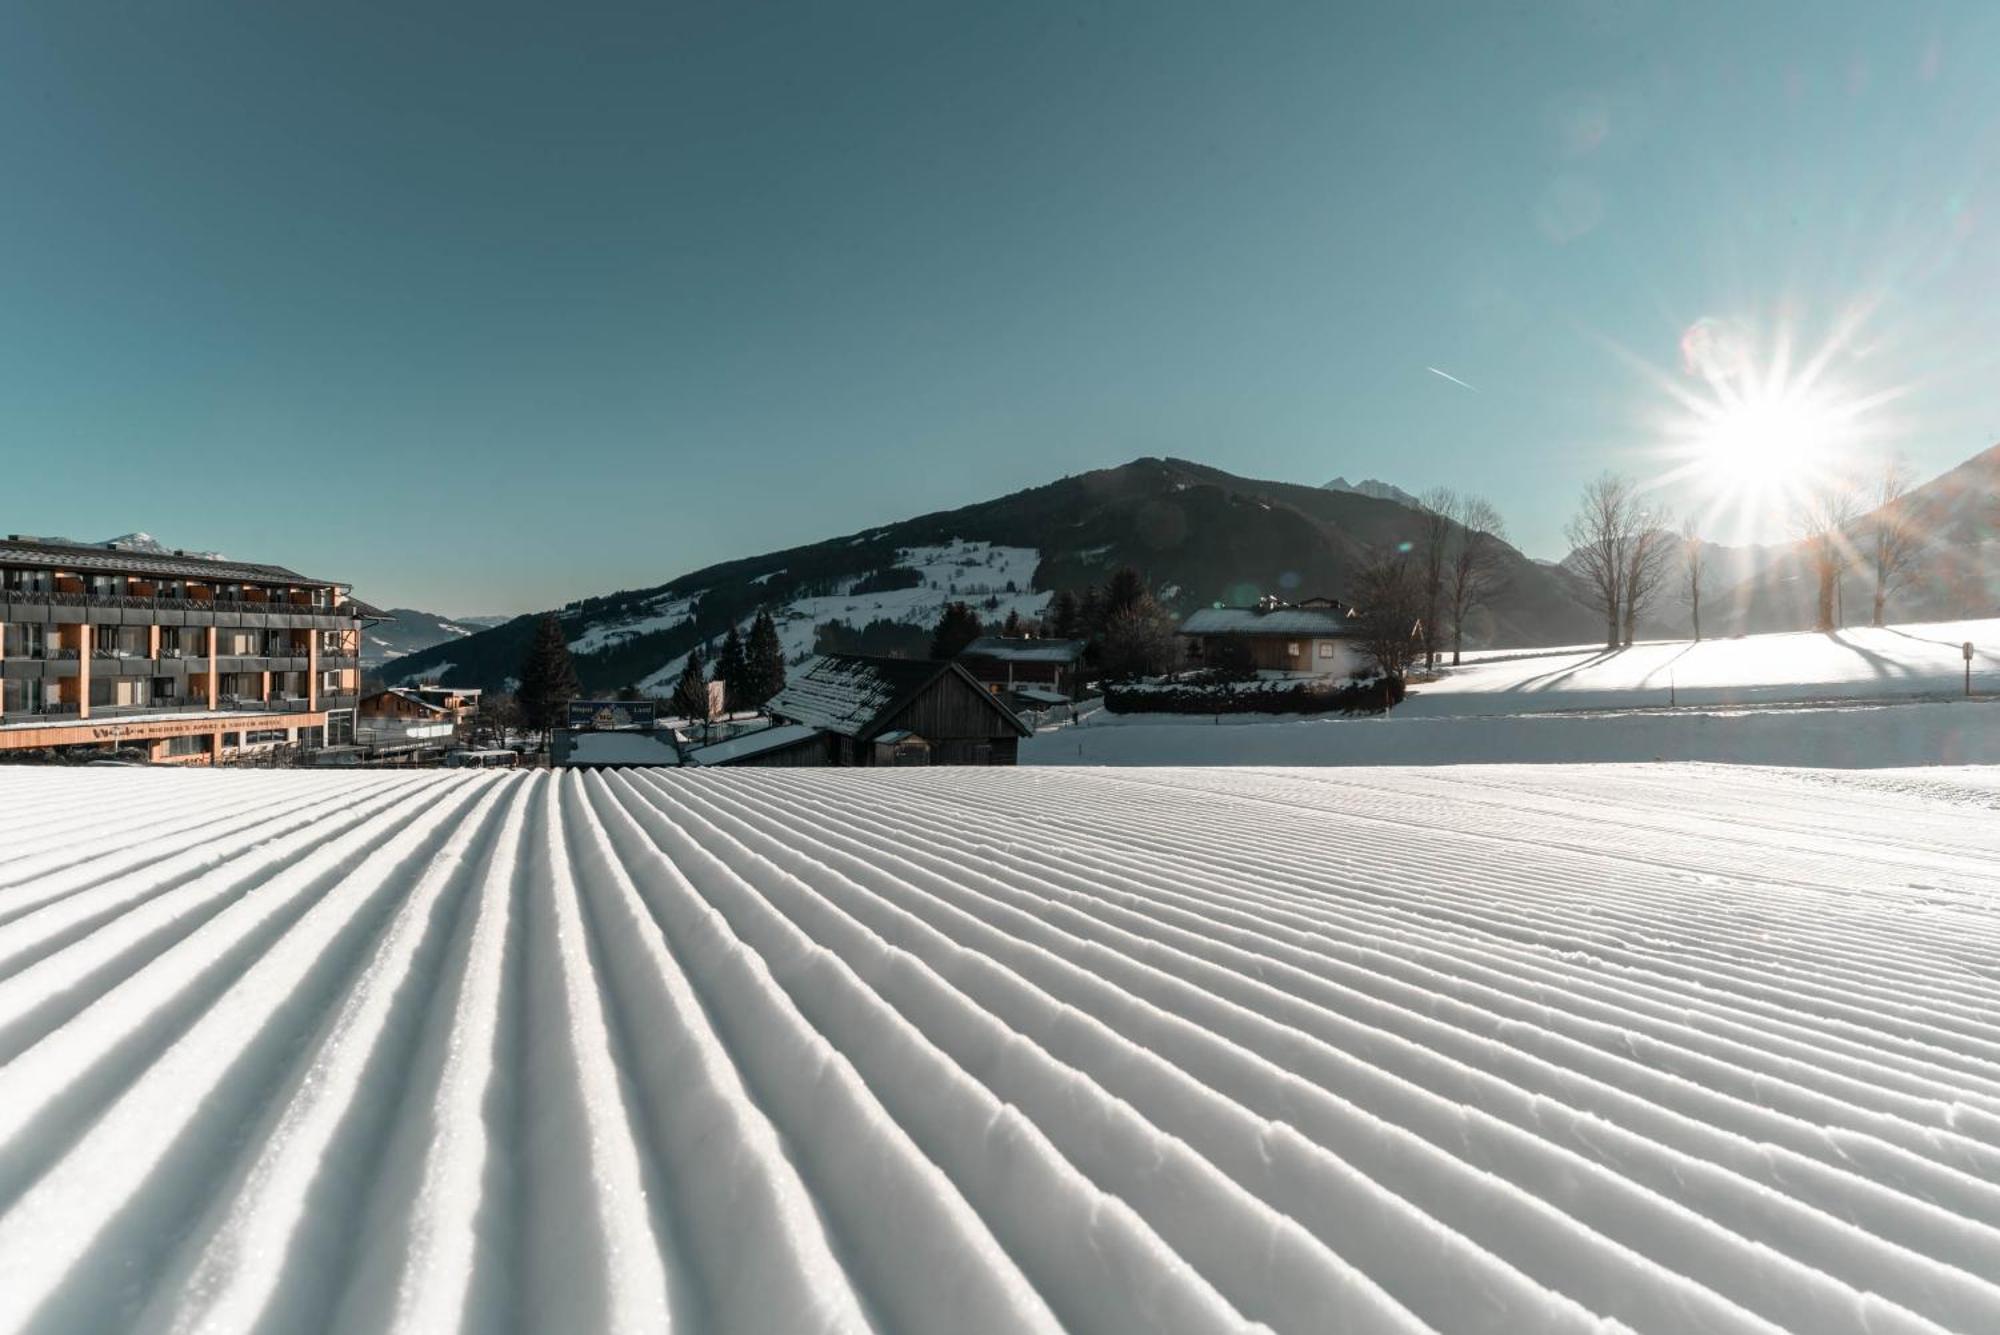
[{"left": 2, "top": 764, "right": 1999, "bottom": 1333}]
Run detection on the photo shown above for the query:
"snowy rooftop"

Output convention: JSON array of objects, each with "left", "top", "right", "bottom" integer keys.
[
  {"left": 0, "top": 763, "right": 1997, "bottom": 1332},
  {"left": 764, "top": 653, "right": 947, "bottom": 738},
  {"left": 1180, "top": 605, "right": 1357, "bottom": 636},
  {"left": 681, "top": 722, "right": 821, "bottom": 766}
]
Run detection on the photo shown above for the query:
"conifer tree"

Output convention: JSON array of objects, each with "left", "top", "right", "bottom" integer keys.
[
  {"left": 1103, "top": 566, "right": 1147, "bottom": 621},
  {"left": 929, "top": 601, "right": 983, "bottom": 660},
  {"left": 1048, "top": 588, "right": 1083, "bottom": 640},
  {"left": 672, "top": 645, "right": 710, "bottom": 725},
  {"left": 516, "top": 613, "right": 580, "bottom": 749},
  {"left": 714, "top": 622, "right": 748, "bottom": 710},
  {"left": 745, "top": 610, "right": 786, "bottom": 707}
]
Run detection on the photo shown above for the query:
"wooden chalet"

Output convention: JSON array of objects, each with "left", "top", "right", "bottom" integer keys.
[
  {"left": 1178, "top": 595, "right": 1362, "bottom": 675},
  {"left": 696, "top": 653, "right": 1031, "bottom": 767}
]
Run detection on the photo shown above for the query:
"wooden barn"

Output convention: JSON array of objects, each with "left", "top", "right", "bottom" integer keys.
[
  {"left": 956, "top": 636, "right": 1087, "bottom": 699},
  {"left": 695, "top": 653, "right": 1030, "bottom": 767}
]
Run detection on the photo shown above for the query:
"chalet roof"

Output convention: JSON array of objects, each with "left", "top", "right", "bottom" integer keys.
[
  {"left": 768, "top": 653, "right": 1031, "bottom": 740},
  {"left": 959, "top": 636, "right": 1086, "bottom": 664},
  {"left": 683, "top": 723, "right": 823, "bottom": 767},
  {"left": 0, "top": 535, "right": 336, "bottom": 588},
  {"left": 1179, "top": 605, "right": 1357, "bottom": 637}
]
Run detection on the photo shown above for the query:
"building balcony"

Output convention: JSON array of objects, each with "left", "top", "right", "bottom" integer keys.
[{"left": 0, "top": 590, "right": 363, "bottom": 631}]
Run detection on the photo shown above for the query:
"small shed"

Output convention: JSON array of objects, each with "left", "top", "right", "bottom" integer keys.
[{"left": 766, "top": 653, "right": 1031, "bottom": 765}]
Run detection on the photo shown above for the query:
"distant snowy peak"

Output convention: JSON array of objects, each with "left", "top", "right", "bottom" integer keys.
[
  {"left": 1322, "top": 476, "right": 1422, "bottom": 509},
  {"left": 16, "top": 532, "right": 229, "bottom": 560}
]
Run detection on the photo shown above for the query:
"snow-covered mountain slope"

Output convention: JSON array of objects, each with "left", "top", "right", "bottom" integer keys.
[
  {"left": 627, "top": 539, "right": 1050, "bottom": 691},
  {"left": 2, "top": 764, "right": 1998, "bottom": 1333},
  {"left": 360, "top": 607, "right": 487, "bottom": 667}
]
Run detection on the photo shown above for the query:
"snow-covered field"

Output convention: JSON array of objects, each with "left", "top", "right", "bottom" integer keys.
[
  {"left": 1028, "top": 697, "right": 2000, "bottom": 768},
  {"left": 1035, "top": 619, "right": 2000, "bottom": 768},
  {"left": 1414, "top": 618, "right": 2000, "bottom": 717},
  {"left": 2, "top": 764, "right": 1999, "bottom": 1333}
]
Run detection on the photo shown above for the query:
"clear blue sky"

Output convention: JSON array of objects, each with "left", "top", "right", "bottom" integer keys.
[{"left": 5, "top": 2, "right": 1997, "bottom": 613}]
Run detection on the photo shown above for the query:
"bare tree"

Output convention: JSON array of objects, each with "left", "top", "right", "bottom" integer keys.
[
  {"left": 1867, "top": 457, "right": 1924, "bottom": 627},
  {"left": 1414, "top": 487, "right": 1458, "bottom": 670},
  {"left": 1353, "top": 544, "right": 1426, "bottom": 678},
  {"left": 1443, "top": 495, "right": 1508, "bottom": 665},
  {"left": 1562, "top": 473, "right": 1635, "bottom": 649},
  {"left": 1679, "top": 517, "right": 1706, "bottom": 642},
  {"left": 1620, "top": 503, "right": 1675, "bottom": 645},
  {"left": 1793, "top": 481, "right": 1862, "bottom": 632}
]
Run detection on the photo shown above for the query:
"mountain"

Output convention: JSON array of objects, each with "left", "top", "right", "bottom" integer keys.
[
  {"left": 361, "top": 608, "right": 490, "bottom": 667},
  {"left": 383, "top": 457, "right": 1606, "bottom": 692},
  {"left": 1322, "top": 476, "right": 1423, "bottom": 509}
]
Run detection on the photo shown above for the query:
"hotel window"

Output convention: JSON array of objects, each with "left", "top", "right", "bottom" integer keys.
[
  {"left": 3, "top": 568, "right": 52, "bottom": 593},
  {"left": 160, "top": 734, "right": 207, "bottom": 757}
]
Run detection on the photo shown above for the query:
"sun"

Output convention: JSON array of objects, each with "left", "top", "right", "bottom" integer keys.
[
  {"left": 1632, "top": 311, "right": 1900, "bottom": 543},
  {"left": 1689, "top": 391, "right": 1836, "bottom": 490}
]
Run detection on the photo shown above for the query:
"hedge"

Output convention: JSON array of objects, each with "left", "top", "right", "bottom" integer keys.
[{"left": 1103, "top": 675, "right": 1404, "bottom": 716}]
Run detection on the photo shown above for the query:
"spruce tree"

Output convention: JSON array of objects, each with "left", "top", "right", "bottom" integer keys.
[
  {"left": 745, "top": 610, "right": 786, "bottom": 708},
  {"left": 1002, "top": 609, "right": 1022, "bottom": 636},
  {"left": 1103, "top": 566, "right": 1147, "bottom": 621},
  {"left": 516, "top": 613, "right": 580, "bottom": 748},
  {"left": 672, "top": 645, "right": 710, "bottom": 725},
  {"left": 929, "top": 601, "right": 983, "bottom": 660},
  {"left": 714, "top": 623, "right": 748, "bottom": 711},
  {"left": 1049, "top": 589, "right": 1083, "bottom": 640}
]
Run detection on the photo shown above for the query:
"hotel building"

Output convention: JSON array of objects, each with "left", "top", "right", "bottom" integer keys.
[{"left": 0, "top": 536, "right": 377, "bottom": 764}]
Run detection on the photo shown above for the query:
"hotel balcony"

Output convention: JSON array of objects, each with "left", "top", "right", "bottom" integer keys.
[{"left": 0, "top": 589, "right": 363, "bottom": 630}]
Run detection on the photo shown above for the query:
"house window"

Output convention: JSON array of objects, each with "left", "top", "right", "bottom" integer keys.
[
  {"left": 1317, "top": 642, "right": 1336, "bottom": 659},
  {"left": 1286, "top": 642, "right": 1300, "bottom": 656}
]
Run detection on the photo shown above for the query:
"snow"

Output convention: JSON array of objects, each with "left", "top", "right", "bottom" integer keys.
[
  {"left": 1033, "top": 618, "right": 2000, "bottom": 769},
  {"left": 683, "top": 722, "right": 820, "bottom": 766},
  {"left": 568, "top": 592, "right": 702, "bottom": 655},
  {"left": 638, "top": 539, "right": 1050, "bottom": 691},
  {"left": 1414, "top": 618, "right": 2000, "bottom": 717},
  {"left": 2, "top": 764, "right": 2000, "bottom": 1332}
]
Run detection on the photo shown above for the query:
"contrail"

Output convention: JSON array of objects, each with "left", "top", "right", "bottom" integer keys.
[{"left": 1426, "top": 366, "right": 1478, "bottom": 392}]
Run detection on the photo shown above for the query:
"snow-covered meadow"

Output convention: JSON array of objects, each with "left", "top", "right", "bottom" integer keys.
[
  {"left": 1035, "top": 618, "right": 2000, "bottom": 768},
  {"left": 1, "top": 763, "right": 1998, "bottom": 1333}
]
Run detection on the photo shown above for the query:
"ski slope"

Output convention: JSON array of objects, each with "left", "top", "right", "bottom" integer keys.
[{"left": 1, "top": 764, "right": 1999, "bottom": 1333}]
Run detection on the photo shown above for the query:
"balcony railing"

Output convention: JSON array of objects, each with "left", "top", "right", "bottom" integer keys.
[{"left": 1, "top": 591, "right": 360, "bottom": 622}]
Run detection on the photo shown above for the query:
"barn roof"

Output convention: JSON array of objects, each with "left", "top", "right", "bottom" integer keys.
[
  {"left": 1178, "top": 605, "right": 1357, "bottom": 637},
  {"left": 959, "top": 636, "right": 1086, "bottom": 664},
  {"left": 683, "top": 723, "right": 824, "bottom": 767},
  {"left": 768, "top": 654, "right": 1031, "bottom": 740}
]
